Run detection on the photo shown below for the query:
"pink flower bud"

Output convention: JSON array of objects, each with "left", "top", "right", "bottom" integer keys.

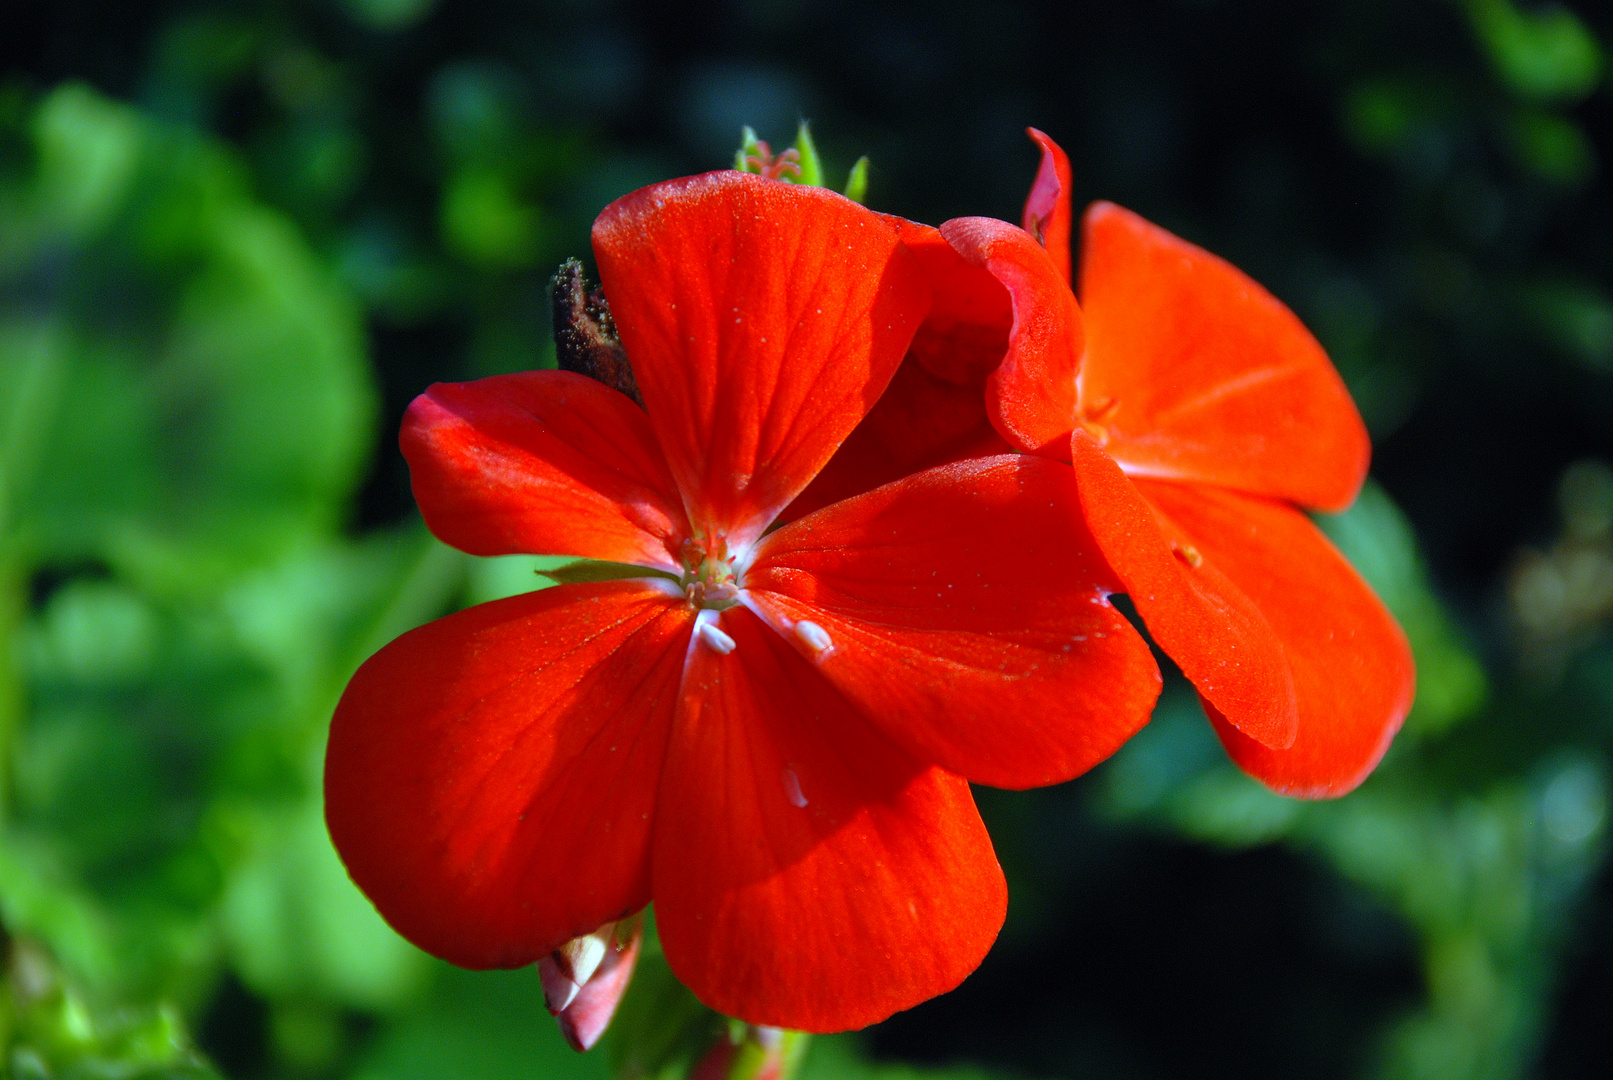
[{"left": 538, "top": 920, "right": 642, "bottom": 1052}]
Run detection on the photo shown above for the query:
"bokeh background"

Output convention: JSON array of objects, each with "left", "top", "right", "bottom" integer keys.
[{"left": 1, "top": 0, "right": 1611, "bottom": 1077}]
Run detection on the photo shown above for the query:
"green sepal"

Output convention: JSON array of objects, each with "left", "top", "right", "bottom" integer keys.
[
  {"left": 791, "top": 122, "right": 824, "bottom": 187},
  {"left": 734, "top": 126, "right": 766, "bottom": 173},
  {"left": 730, "top": 124, "right": 872, "bottom": 203},
  {"left": 539, "top": 559, "right": 677, "bottom": 586},
  {"left": 842, "top": 156, "right": 869, "bottom": 204}
]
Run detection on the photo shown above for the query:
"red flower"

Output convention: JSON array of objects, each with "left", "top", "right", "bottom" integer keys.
[
  {"left": 324, "top": 171, "right": 1161, "bottom": 1033},
  {"left": 816, "top": 132, "right": 1415, "bottom": 797}
]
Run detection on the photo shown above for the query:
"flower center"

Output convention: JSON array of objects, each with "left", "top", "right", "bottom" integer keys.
[
  {"left": 1076, "top": 395, "right": 1119, "bottom": 447},
  {"left": 680, "top": 536, "right": 741, "bottom": 611}
]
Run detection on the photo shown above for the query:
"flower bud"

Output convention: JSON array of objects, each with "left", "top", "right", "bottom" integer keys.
[{"left": 538, "top": 919, "right": 643, "bottom": 1052}]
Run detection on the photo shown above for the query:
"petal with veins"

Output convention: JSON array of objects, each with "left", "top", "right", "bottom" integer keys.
[
  {"left": 593, "top": 172, "right": 930, "bottom": 549},
  {"left": 1077, "top": 201, "right": 1369, "bottom": 511},
  {"left": 325, "top": 580, "right": 691, "bottom": 969},
  {"left": 1136, "top": 480, "right": 1416, "bottom": 797},
  {"left": 1069, "top": 429, "right": 1299, "bottom": 750},
  {"left": 402, "top": 371, "right": 687, "bottom": 571},
  {"left": 653, "top": 607, "right": 1005, "bottom": 1032},
  {"left": 747, "top": 454, "right": 1161, "bottom": 789},
  {"left": 782, "top": 354, "right": 1010, "bottom": 522}
]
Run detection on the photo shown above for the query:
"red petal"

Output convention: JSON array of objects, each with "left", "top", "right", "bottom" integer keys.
[
  {"left": 782, "top": 219, "right": 1013, "bottom": 521},
  {"left": 746, "top": 455, "right": 1160, "bottom": 789},
  {"left": 593, "top": 173, "right": 930, "bottom": 550},
  {"left": 1069, "top": 429, "right": 1298, "bottom": 750},
  {"left": 652, "top": 608, "right": 1006, "bottom": 1032},
  {"left": 1077, "top": 201, "right": 1370, "bottom": 512},
  {"left": 940, "top": 216, "right": 1083, "bottom": 454},
  {"left": 780, "top": 357, "right": 1010, "bottom": 523},
  {"left": 402, "top": 372, "right": 687, "bottom": 570},
  {"left": 324, "top": 580, "right": 691, "bottom": 969},
  {"left": 1021, "top": 128, "right": 1075, "bottom": 285},
  {"left": 1136, "top": 480, "right": 1416, "bottom": 797},
  {"left": 886, "top": 217, "right": 1013, "bottom": 386}
]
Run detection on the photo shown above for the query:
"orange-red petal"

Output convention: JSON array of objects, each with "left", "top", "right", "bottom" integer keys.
[
  {"left": 652, "top": 607, "right": 1006, "bottom": 1032},
  {"left": 325, "top": 580, "right": 691, "bottom": 969},
  {"left": 940, "top": 216, "right": 1083, "bottom": 455},
  {"left": 1069, "top": 429, "right": 1299, "bottom": 750},
  {"left": 1135, "top": 480, "right": 1416, "bottom": 797},
  {"left": 746, "top": 455, "right": 1160, "bottom": 789},
  {"left": 592, "top": 172, "right": 930, "bottom": 550},
  {"left": 1077, "top": 201, "right": 1369, "bottom": 512},
  {"left": 885, "top": 217, "right": 1013, "bottom": 387},
  {"left": 1021, "top": 128, "right": 1075, "bottom": 285},
  {"left": 782, "top": 220, "right": 1012, "bottom": 521},
  {"left": 401, "top": 371, "right": 687, "bottom": 570},
  {"left": 780, "top": 356, "right": 1010, "bottom": 523}
]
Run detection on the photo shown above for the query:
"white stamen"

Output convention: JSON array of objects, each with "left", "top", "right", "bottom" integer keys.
[
  {"left": 793, "top": 620, "right": 833, "bottom": 655},
  {"left": 783, "top": 768, "right": 808, "bottom": 808},
  {"left": 697, "top": 618, "right": 737, "bottom": 655}
]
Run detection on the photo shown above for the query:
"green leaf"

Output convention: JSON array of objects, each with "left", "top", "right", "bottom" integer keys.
[
  {"left": 31, "top": 83, "right": 141, "bottom": 238},
  {"left": 2, "top": 938, "right": 223, "bottom": 1079},
  {"left": 1503, "top": 107, "right": 1596, "bottom": 185},
  {"left": 0, "top": 525, "right": 464, "bottom": 1003},
  {"left": 221, "top": 525, "right": 467, "bottom": 704},
  {"left": 338, "top": 0, "right": 441, "bottom": 32},
  {"left": 440, "top": 166, "right": 545, "bottom": 268},
  {"left": 1466, "top": 0, "right": 1604, "bottom": 103},
  {"left": 348, "top": 967, "right": 608, "bottom": 1080},
  {"left": 217, "top": 527, "right": 465, "bottom": 1012},
  {"left": 2, "top": 85, "right": 379, "bottom": 598},
  {"left": 1523, "top": 277, "right": 1613, "bottom": 371},
  {"left": 221, "top": 797, "right": 430, "bottom": 1013}
]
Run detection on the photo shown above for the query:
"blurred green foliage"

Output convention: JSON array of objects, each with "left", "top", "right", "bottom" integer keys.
[
  {"left": 1464, "top": 0, "right": 1603, "bottom": 103},
  {"left": 0, "top": 1, "right": 1612, "bottom": 1078}
]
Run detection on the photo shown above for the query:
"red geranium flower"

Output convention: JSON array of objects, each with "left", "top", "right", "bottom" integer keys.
[
  {"left": 810, "top": 132, "right": 1415, "bottom": 797},
  {"left": 324, "top": 171, "right": 1162, "bottom": 1033}
]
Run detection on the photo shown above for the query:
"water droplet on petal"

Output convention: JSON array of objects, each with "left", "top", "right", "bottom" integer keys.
[{"left": 783, "top": 768, "right": 808, "bottom": 808}]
